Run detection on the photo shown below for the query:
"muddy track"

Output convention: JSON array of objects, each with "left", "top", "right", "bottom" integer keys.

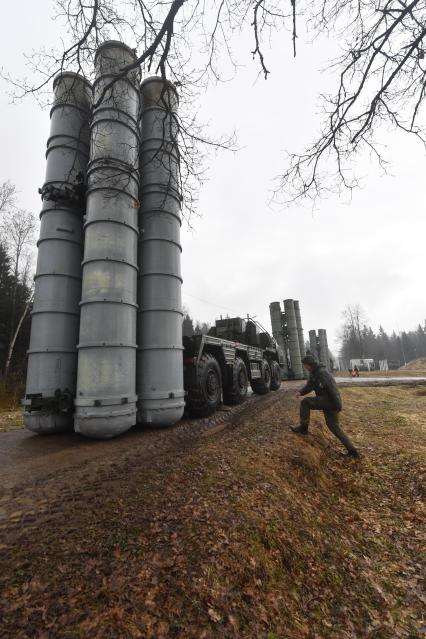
[{"left": 0, "top": 386, "right": 300, "bottom": 544}]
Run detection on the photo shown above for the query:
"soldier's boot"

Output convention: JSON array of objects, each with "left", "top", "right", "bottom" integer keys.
[
  {"left": 342, "top": 448, "right": 360, "bottom": 459},
  {"left": 290, "top": 398, "right": 311, "bottom": 433},
  {"left": 290, "top": 425, "right": 308, "bottom": 434}
]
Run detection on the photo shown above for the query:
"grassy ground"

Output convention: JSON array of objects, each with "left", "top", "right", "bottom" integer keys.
[
  {"left": 401, "top": 357, "right": 426, "bottom": 371},
  {"left": 0, "top": 386, "right": 425, "bottom": 638},
  {"left": 0, "top": 408, "right": 23, "bottom": 432},
  {"left": 0, "top": 377, "right": 25, "bottom": 431}
]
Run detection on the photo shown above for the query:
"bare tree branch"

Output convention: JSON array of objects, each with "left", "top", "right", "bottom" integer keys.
[{"left": 4, "top": 0, "right": 426, "bottom": 206}]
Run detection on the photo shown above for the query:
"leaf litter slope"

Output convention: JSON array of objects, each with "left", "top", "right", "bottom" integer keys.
[{"left": 0, "top": 386, "right": 425, "bottom": 639}]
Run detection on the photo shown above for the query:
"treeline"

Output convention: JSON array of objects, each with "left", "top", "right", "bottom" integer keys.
[
  {"left": 0, "top": 181, "right": 36, "bottom": 382},
  {"left": 340, "top": 305, "right": 426, "bottom": 364},
  {"left": 182, "top": 310, "right": 210, "bottom": 337}
]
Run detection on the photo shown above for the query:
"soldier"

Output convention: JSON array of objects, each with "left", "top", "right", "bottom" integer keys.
[{"left": 290, "top": 354, "right": 359, "bottom": 458}]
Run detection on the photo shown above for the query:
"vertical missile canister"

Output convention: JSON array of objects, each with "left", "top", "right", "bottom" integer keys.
[
  {"left": 324, "top": 329, "right": 331, "bottom": 370},
  {"left": 293, "top": 300, "right": 307, "bottom": 377},
  {"left": 318, "top": 329, "right": 329, "bottom": 370},
  {"left": 269, "top": 301, "right": 289, "bottom": 377},
  {"left": 75, "top": 41, "right": 141, "bottom": 438},
  {"left": 24, "top": 72, "right": 92, "bottom": 434},
  {"left": 283, "top": 299, "right": 304, "bottom": 379},
  {"left": 309, "top": 329, "right": 319, "bottom": 359},
  {"left": 136, "top": 76, "right": 185, "bottom": 426}
]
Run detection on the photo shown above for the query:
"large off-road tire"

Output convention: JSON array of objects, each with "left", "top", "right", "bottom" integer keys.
[
  {"left": 251, "top": 359, "right": 271, "bottom": 395},
  {"left": 223, "top": 357, "right": 248, "bottom": 405},
  {"left": 270, "top": 360, "right": 282, "bottom": 391},
  {"left": 186, "top": 353, "right": 222, "bottom": 416}
]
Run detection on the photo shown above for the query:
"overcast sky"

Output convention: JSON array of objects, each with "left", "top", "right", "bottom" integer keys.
[{"left": 1, "top": 2, "right": 425, "bottom": 353}]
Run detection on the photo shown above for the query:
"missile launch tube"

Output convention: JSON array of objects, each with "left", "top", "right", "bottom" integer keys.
[
  {"left": 324, "top": 329, "right": 331, "bottom": 371},
  {"left": 294, "top": 300, "right": 307, "bottom": 378},
  {"left": 136, "top": 76, "right": 185, "bottom": 426},
  {"left": 309, "top": 330, "right": 319, "bottom": 359},
  {"left": 75, "top": 41, "right": 141, "bottom": 438},
  {"left": 318, "top": 329, "right": 329, "bottom": 369},
  {"left": 269, "top": 301, "right": 289, "bottom": 376},
  {"left": 24, "top": 72, "right": 92, "bottom": 434},
  {"left": 283, "top": 299, "right": 304, "bottom": 379}
]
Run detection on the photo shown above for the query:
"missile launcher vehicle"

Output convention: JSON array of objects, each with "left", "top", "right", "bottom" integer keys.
[{"left": 183, "top": 317, "right": 282, "bottom": 417}]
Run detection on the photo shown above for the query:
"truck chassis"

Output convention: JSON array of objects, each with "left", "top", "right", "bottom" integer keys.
[{"left": 183, "top": 333, "right": 281, "bottom": 417}]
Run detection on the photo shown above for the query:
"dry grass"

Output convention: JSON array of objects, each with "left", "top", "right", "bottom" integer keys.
[
  {"left": 0, "top": 386, "right": 425, "bottom": 638},
  {"left": 400, "top": 357, "right": 426, "bottom": 371},
  {"left": 0, "top": 408, "right": 23, "bottom": 432},
  {"left": 0, "top": 379, "right": 24, "bottom": 432}
]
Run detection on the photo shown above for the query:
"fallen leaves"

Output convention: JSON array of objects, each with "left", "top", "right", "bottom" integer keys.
[
  {"left": 0, "top": 386, "right": 425, "bottom": 638},
  {"left": 207, "top": 607, "right": 221, "bottom": 623}
]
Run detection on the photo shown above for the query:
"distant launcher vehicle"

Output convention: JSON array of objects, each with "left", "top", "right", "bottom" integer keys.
[
  {"left": 269, "top": 299, "right": 329, "bottom": 380},
  {"left": 183, "top": 317, "right": 282, "bottom": 417}
]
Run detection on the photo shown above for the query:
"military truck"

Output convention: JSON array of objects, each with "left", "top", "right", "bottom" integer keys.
[{"left": 183, "top": 317, "right": 283, "bottom": 417}]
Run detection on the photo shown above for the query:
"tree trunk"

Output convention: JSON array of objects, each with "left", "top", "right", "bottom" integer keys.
[
  {"left": 4, "top": 295, "right": 32, "bottom": 378},
  {"left": 8, "top": 248, "right": 20, "bottom": 344}
]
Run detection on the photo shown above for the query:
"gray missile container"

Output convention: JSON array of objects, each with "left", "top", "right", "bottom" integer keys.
[
  {"left": 324, "top": 329, "right": 331, "bottom": 370},
  {"left": 136, "top": 77, "right": 185, "bottom": 426},
  {"left": 294, "top": 300, "right": 307, "bottom": 378},
  {"left": 309, "top": 329, "right": 318, "bottom": 359},
  {"left": 269, "top": 301, "right": 288, "bottom": 377},
  {"left": 283, "top": 299, "right": 304, "bottom": 379},
  {"left": 74, "top": 41, "right": 141, "bottom": 438},
  {"left": 24, "top": 72, "right": 92, "bottom": 434},
  {"left": 318, "top": 329, "right": 329, "bottom": 369}
]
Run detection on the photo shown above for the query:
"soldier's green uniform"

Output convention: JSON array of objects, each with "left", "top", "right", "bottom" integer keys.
[{"left": 293, "top": 357, "right": 358, "bottom": 456}]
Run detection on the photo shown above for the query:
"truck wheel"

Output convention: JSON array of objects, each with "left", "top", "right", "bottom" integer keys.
[
  {"left": 186, "top": 353, "right": 222, "bottom": 416},
  {"left": 251, "top": 359, "right": 271, "bottom": 395},
  {"left": 223, "top": 357, "right": 248, "bottom": 405},
  {"left": 270, "top": 361, "right": 281, "bottom": 391}
]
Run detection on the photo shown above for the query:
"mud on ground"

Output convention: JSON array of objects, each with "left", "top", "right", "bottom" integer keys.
[{"left": 0, "top": 385, "right": 425, "bottom": 639}]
